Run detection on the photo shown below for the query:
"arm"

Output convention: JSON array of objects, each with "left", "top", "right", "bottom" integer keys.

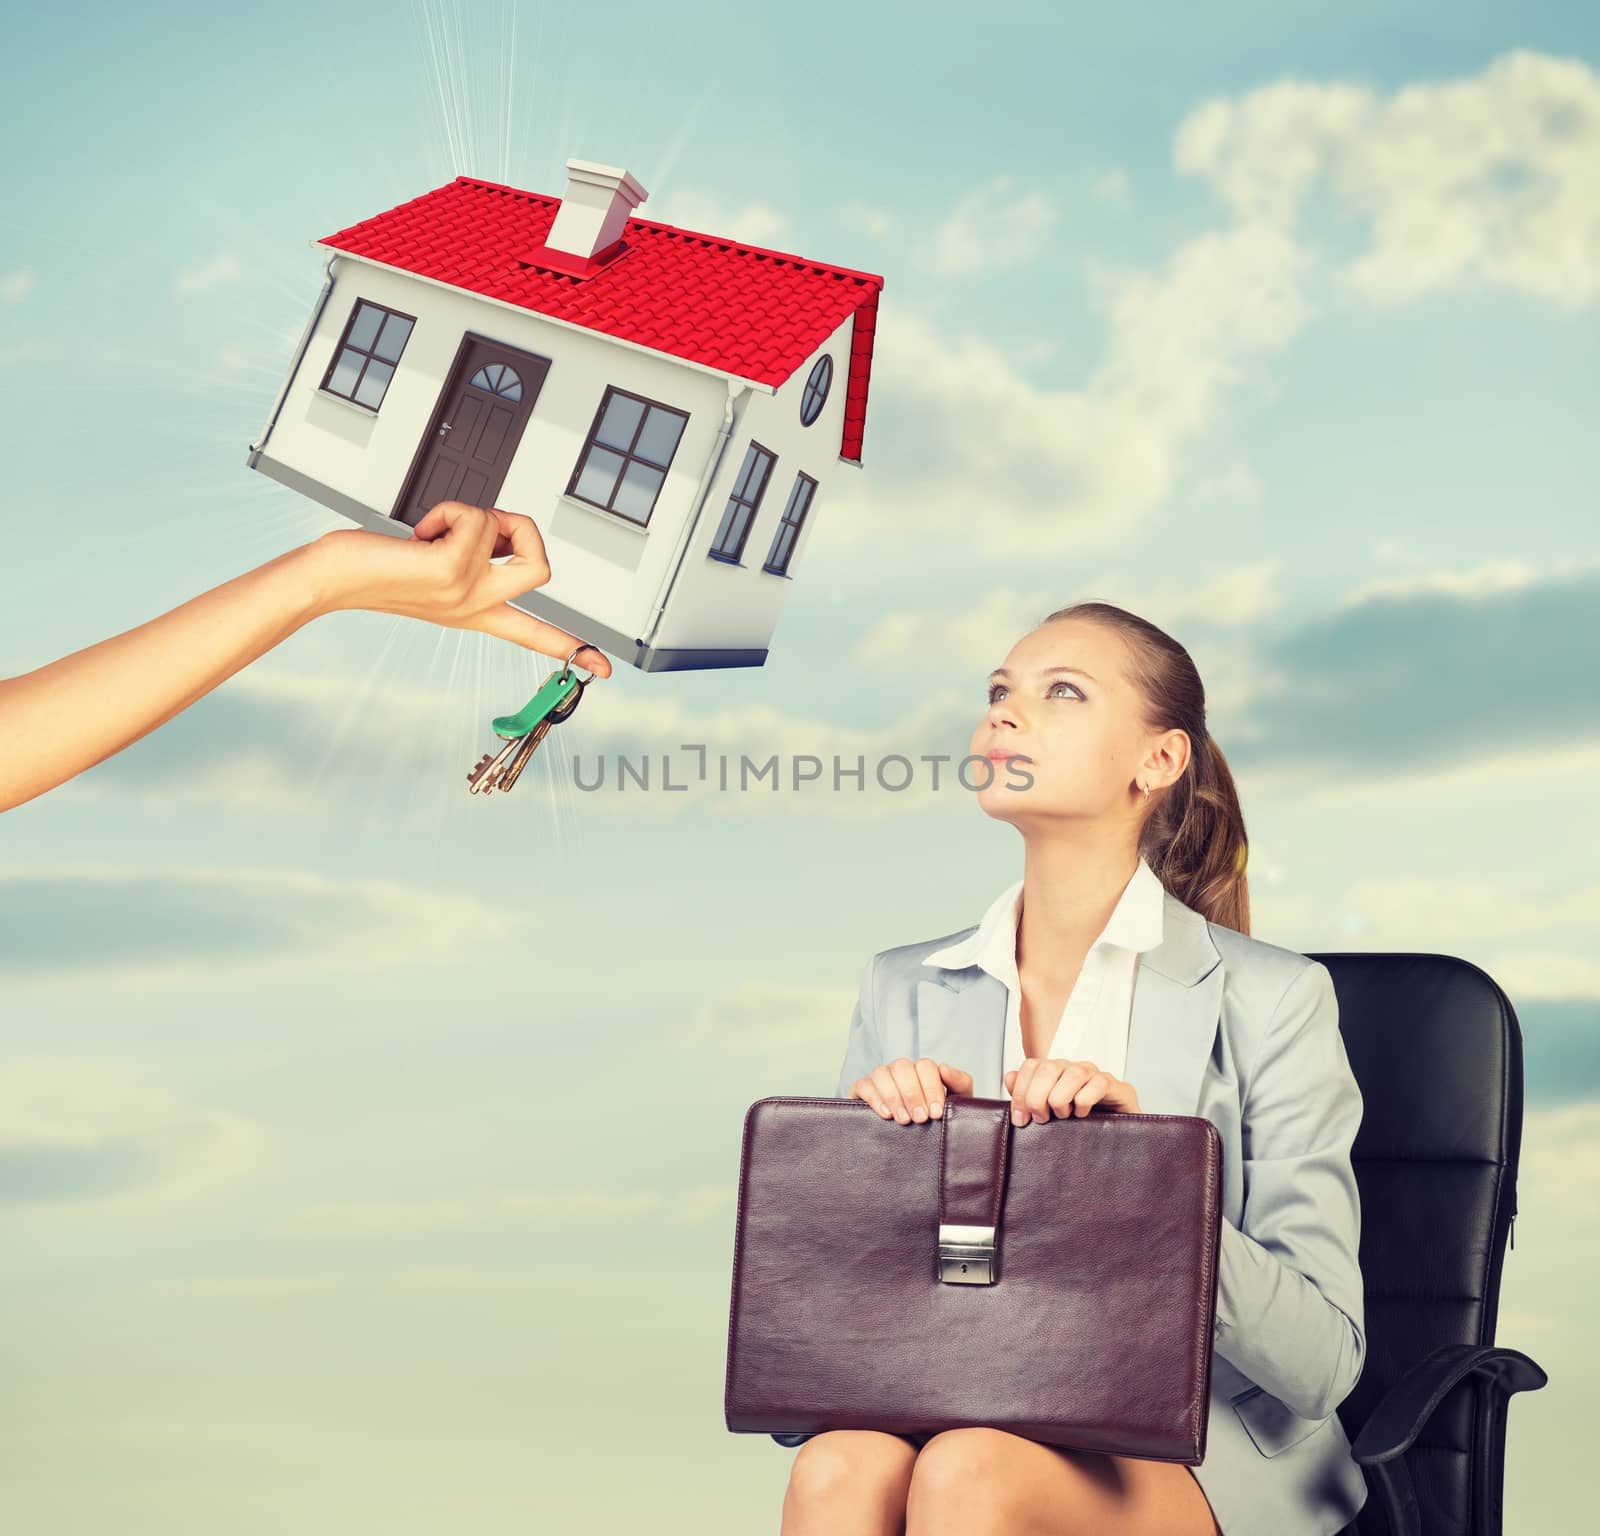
[
  {"left": 834, "top": 952, "right": 882, "bottom": 1098},
  {"left": 0, "top": 504, "right": 609, "bottom": 814},
  {"left": 0, "top": 543, "right": 322, "bottom": 812},
  {"left": 1212, "top": 959, "right": 1367, "bottom": 1421}
]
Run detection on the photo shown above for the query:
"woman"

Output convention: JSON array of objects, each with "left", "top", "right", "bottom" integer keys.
[
  {"left": 784, "top": 603, "right": 1368, "bottom": 1536},
  {"left": 0, "top": 501, "right": 610, "bottom": 813}
]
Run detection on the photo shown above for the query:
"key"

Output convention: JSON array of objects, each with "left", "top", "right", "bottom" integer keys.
[
  {"left": 467, "top": 731, "right": 526, "bottom": 795},
  {"left": 494, "top": 675, "right": 587, "bottom": 794},
  {"left": 492, "top": 669, "right": 582, "bottom": 738},
  {"left": 469, "top": 644, "right": 599, "bottom": 797}
]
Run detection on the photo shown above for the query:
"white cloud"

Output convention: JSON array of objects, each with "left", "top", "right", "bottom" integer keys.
[
  {"left": 824, "top": 218, "right": 1315, "bottom": 557},
  {"left": 825, "top": 51, "right": 1597, "bottom": 559},
  {"left": 840, "top": 200, "right": 894, "bottom": 239},
  {"left": 1175, "top": 49, "right": 1600, "bottom": 306},
  {"left": 650, "top": 189, "right": 790, "bottom": 250},
  {"left": 0, "top": 268, "right": 35, "bottom": 302},
  {"left": 1520, "top": 1101, "right": 1600, "bottom": 1223},
  {"left": 0, "top": 1056, "right": 262, "bottom": 1205},
  {"left": 915, "top": 173, "right": 1059, "bottom": 278},
  {"left": 1335, "top": 556, "right": 1554, "bottom": 606},
  {"left": 854, "top": 564, "right": 1283, "bottom": 676},
  {"left": 679, "top": 979, "right": 857, "bottom": 1053},
  {"left": 0, "top": 863, "right": 517, "bottom": 988},
  {"left": 281, "top": 1182, "right": 733, "bottom": 1237},
  {"left": 175, "top": 252, "right": 242, "bottom": 296},
  {"left": 0, "top": 339, "right": 55, "bottom": 367},
  {"left": 1092, "top": 168, "right": 1132, "bottom": 212}
]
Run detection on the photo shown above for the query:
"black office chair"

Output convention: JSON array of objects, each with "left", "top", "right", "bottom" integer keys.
[{"left": 1312, "top": 951, "right": 1548, "bottom": 1536}]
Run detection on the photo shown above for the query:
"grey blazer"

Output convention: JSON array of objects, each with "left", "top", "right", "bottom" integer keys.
[{"left": 833, "top": 882, "right": 1370, "bottom": 1536}]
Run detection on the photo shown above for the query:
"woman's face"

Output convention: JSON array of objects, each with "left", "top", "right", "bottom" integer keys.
[{"left": 969, "top": 618, "right": 1159, "bottom": 827}]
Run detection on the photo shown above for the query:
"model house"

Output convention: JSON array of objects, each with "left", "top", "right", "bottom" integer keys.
[{"left": 246, "top": 158, "right": 884, "bottom": 671}]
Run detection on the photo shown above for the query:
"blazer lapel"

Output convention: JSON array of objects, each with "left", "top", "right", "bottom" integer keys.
[{"left": 915, "top": 889, "right": 1224, "bottom": 1115}]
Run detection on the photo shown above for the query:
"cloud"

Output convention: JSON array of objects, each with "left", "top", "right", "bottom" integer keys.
[
  {"left": 1519, "top": 1100, "right": 1600, "bottom": 1225},
  {"left": 67, "top": 664, "right": 461, "bottom": 814},
  {"left": 650, "top": 188, "right": 790, "bottom": 251},
  {"left": 853, "top": 564, "right": 1284, "bottom": 675},
  {"left": 0, "top": 865, "right": 515, "bottom": 987},
  {"left": 1175, "top": 49, "right": 1600, "bottom": 306},
  {"left": 840, "top": 200, "right": 894, "bottom": 239},
  {"left": 914, "top": 173, "right": 1059, "bottom": 278},
  {"left": 825, "top": 51, "right": 1596, "bottom": 557},
  {"left": 823, "top": 219, "right": 1315, "bottom": 557},
  {"left": 281, "top": 1182, "right": 733, "bottom": 1237},
  {"left": 1092, "top": 169, "right": 1132, "bottom": 212},
  {"left": 1, "top": 268, "right": 35, "bottom": 302},
  {"left": 0, "top": 1057, "right": 261, "bottom": 1205},
  {"left": 1224, "top": 558, "right": 1600, "bottom": 776},
  {"left": 174, "top": 252, "right": 242, "bottom": 296},
  {"left": 679, "top": 980, "right": 856, "bottom": 1053},
  {"left": 0, "top": 339, "right": 55, "bottom": 367}
]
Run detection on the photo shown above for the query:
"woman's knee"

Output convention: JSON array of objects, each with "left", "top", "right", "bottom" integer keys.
[
  {"left": 786, "top": 1429, "right": 917, "bottom": 1508},
  {"left": 906, "top": 1428, "right": 1017, "bottom": 1502}
]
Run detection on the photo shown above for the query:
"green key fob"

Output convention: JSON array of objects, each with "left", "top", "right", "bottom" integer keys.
[{"left": 492, "top": 670, "right": 581, "bottom": 738}]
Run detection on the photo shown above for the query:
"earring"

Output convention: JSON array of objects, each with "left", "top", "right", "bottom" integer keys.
[{"left": 1138, "top": 782, "right": 1150, "bottom": 800}]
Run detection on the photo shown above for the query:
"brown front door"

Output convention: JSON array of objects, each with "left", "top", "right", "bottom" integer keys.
[{"left": 392, "top": 333, "right": 551, "bottom": 527}]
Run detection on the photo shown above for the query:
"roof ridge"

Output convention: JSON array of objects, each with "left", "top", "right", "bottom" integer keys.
[{"left": 448, "top": 173, "right": 882, "bottom": 291}]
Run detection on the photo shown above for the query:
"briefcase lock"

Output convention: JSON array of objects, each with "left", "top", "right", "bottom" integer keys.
[{"left": 938, "top": 1222, "right": 997, "bottom": 1284}]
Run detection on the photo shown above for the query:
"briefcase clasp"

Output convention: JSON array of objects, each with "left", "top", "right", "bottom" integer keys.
[{"left": 938, "top": 1222, "right": 997, "bottom": 1284}]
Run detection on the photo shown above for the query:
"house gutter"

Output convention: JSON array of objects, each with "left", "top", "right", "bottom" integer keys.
[
  {"left": 246, "top": 249, "right": 341, "bottom": 464},
  {"left": 638, "top": 375, "right": 750, "bottom": 652}
]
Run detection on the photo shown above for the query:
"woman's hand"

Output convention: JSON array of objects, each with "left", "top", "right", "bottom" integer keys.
[
  {"left": 847, "top": 1058, "right": 974, "bottom": 1122},
  {"left": 303, "top": 500, "right": 613, "bottom": 675},
  {"left": 1004, "top": 1058, "right": 1142, "bottom": 1126}
]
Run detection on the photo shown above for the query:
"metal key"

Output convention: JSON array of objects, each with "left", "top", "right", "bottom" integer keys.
[
  {"left": 467, "top": 731, "right": 526, "bottom": 794},
  {"left": 468, "top": 644, "right": 597, "bottom": 797},
  {"left": 494, "top": 674, "right": 586, "bottom": 794}
]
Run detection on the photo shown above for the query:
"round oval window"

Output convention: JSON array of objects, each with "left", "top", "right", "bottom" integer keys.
[{"left": 800, "top": 354, "right": 832, "bottom": 427}]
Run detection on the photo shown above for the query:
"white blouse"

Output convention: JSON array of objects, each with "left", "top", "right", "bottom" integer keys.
[{"left": 922, "top": 855, "right": 1168, "bottom": 1087}]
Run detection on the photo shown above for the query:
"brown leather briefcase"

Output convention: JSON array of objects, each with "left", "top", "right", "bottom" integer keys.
[{"left": 724, "top": 1093, "right": 1223, "bottom": 1463}]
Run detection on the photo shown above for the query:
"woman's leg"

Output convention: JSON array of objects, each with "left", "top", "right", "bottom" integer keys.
[
  {"left": 905, "top": 1428, "right": 1222, "bottom": 1536},
  {"left": 781, "top": 1429, "right": 922, "bottom": 1536}
]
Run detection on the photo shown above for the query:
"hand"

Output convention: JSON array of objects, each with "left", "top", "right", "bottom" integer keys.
[
  {"left": 847, "top": 1058, "right": 974, "bottom": 1123},
  {"left": 303, "top": 500, "right": 614, "bottom": 675},
  {"left": 1004, "top": 1058, "right": 1142, "bottom": 1126}
]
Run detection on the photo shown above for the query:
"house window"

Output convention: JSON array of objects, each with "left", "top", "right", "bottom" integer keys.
[
  {"left": 469, "top": 362, "right": 522, "bottom": 401},
  {"left": 321, "top": 299, "right": 415, "bottom": 411},
  {"left": 800, "top": 355, "right": 832, "bottom": 427},
  {"left": 709, "top": 441, "right": 776, "bottom": 562},
  {"left": 567, "top": 386, "right": 689, "bottom": 526},
  {"left": 764, "top": 473, "right": 817, "bottom": 576}
]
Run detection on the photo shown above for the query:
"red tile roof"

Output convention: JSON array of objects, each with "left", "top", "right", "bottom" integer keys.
[{"left": 317, "top": 175, "right": 884, "bottom": 463}]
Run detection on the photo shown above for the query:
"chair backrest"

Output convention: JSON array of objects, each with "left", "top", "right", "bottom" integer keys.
[{"left": 1308, "top": 952, "right": 1525, "bottom": 1536}]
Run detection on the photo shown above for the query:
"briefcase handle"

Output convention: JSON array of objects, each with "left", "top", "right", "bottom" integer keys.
[{"left": 937, "top": 1097, "right": 1013, "bottom": 1286}]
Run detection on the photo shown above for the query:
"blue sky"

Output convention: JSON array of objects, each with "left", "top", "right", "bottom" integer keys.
[{"left": 2, "top": 1, "right": 1597, "bottom": 1529}]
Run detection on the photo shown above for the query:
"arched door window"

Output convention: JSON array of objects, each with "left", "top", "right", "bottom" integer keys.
[{"left": 469, "top": 362, "right": 522, "bottom": 402}]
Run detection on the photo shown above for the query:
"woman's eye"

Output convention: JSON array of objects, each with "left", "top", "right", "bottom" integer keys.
[{"left": 985, "top": 681, "right": 1082, "bottom": 703}]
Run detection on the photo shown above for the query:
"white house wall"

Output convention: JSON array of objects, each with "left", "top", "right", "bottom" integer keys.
[
  {"left": 648, "top": 311, "right": 858, "bottom": 654},
  {"left": 259, "top": 257, "right": 733, "bottom": 644}
]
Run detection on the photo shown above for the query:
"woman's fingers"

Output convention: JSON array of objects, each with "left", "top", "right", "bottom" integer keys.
[
  {"left": 913, "top": 1057, "right": 945, "bottom": 1118},
  {"left": 1051, "top": 1069, "right": 1112, "bottom": 1118},
  {"left": 938, "top": 1061, "right": 974, "bottom": 1097},
  {"left": 888, "top": 1058, "right": 931, "bottom": 1122},
  {"left": 462, "top": 602, "right": 614, "bottom": 675}
]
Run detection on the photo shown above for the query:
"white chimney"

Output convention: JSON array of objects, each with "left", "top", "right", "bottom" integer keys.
[{"left": 545, "top": 158, "right": 648, "bottom": 261}]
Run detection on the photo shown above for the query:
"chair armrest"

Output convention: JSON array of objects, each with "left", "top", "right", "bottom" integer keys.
[{"left": 1349, "top": 1343, "right": 1547, "bottom": 1536}]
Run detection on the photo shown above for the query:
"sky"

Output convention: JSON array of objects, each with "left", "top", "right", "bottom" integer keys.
[{"left": 2, "top": 0, "right": 1597, "bottom": 1529}]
